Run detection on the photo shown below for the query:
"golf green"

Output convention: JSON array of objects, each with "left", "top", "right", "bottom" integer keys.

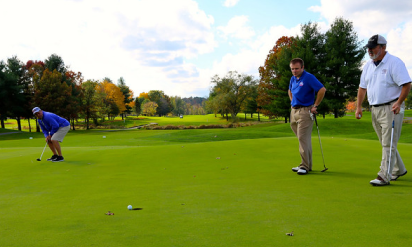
[{"left": 1, "top": 123, "right": 412, "bottom": 246}]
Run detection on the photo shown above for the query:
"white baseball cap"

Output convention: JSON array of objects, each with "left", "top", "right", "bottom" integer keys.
[{"left": 32, "top": 107, "right": 41, "bottom": 115}]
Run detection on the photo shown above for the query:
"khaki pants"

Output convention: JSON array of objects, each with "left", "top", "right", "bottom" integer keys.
[
  {"left": 290, "top": 106, "right": 314, "bottom": 171},
  {"left": 371, "top": 102, "right": 406, "bottom": 182}
]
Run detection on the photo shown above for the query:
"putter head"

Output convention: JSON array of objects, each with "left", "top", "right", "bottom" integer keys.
[
  {"left": 36, "top": 158, "right": 41, "bottom": 161},
  {"left": 321, "top": 168, "right": 328, "bottom": 172}
]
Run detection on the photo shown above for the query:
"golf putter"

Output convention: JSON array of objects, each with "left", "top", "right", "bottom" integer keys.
[
  {"left": 37, "top": 142, "right": 48, "bottom": 161},
  {"left": 387, "top": 118, "right": 395, "bottom": 181},
  {"left": 313, "top": 114, "right": 328, "bottom": 172}
]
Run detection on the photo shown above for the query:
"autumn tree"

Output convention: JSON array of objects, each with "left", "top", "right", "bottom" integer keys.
[
  {"left": 97, "top": 80, "right": 127, "bottom": 120},
  {"left": 33, "top": 69, "right": 72, "bottom": 118},
  {"left": 257, "top": 36, "right": 295, "bottom": 122},
  {"left": 142, "top": 101, "right": 158, "bottom": 116}
]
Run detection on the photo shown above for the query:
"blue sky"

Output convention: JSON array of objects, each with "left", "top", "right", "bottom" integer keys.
[{"left": 1, "top": 0, "right": 411, "bottom": 98}]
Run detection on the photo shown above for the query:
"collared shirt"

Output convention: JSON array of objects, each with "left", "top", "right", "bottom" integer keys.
[
  {"left": 38, "top": 111, "right": 70, "bottom": 138},
  {"left": 289, "top": 70, "right": 324, "bottom": 107},
  {"left": 360, "top": 52, "right": 411, "bottom": 105}
]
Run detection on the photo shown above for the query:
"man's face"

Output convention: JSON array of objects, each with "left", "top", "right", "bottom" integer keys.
[
  {"left": 34, "top": 111, "right": 43, "bottom": 119},
  {"left": 290, "top": 63, "right": 304, "bottom": 78},
  {"left": 368, "top": 45, "right": 384, "bottom": 60}
]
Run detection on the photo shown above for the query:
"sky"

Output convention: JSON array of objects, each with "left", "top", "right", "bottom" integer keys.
[{"left": 1, "top": 0, "right": 412, "bottom": 98}]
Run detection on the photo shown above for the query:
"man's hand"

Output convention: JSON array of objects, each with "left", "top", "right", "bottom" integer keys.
[
  {"left": 310, "top": 106, "right": 318, "bottom": 114},
  {"left": 355, "top": 109, "right": 362, "bottom": 119},
  {"left": 391, "top": 102, "right": 401, "bottom": 114}
]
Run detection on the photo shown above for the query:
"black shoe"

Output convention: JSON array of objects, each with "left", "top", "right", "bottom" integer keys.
[
  {"left": 52, "top": 156, "right": 64, "bottom": 162},
  {"left": 391, "top": 171, "right": 407, "bottom": 181},
  {"left": 47, "top": 155, "right": 58, "bottom": 161}
]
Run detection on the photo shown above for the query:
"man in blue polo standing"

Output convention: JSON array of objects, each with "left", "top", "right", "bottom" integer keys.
[
  {"left": 288, "top": 58, "right": 326, "bottom": 175},
  {"left": 356, "top": 34, "right": 411, "bottom": 186},
  {"left": 32, "top": 107, "right": 70, "bottom": 162}
]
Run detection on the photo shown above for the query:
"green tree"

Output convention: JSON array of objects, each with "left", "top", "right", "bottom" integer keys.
[
  {"left": 81, "top": 80, "right": 102, "bottom": 129},
  {"left": 171, "top": 96, "right": 186, "bottom": 116},
  {"left": 117, "top": 77, "right": 134, "bottom": 118},
  {"left": 322, "top": 17, "right": 366, "bottom": 118},
  {"left": 210, "top": 71, "right": 255, "bottom": 120},
  {"left": 45, "top": 54, "right": 67, "bottom": 76},
  {"left": 148, "top": 90, "right": 172, "bottom": 116},
  {"left": 242, "top": 82, "right": 258, "bottom": 119},
  {"left": 134, "top": 97, "right": 142, "bottom": 116},
  {"left": 33, "top": 69, "right": 72, "bottom": 118},
  {"left": 0, "top": 56, "right": 30, "bottom": 130}
]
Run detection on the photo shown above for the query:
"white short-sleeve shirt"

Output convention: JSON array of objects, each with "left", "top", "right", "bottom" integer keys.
[{"left": 360, "top": 52, "right": 411, "bottom": 105}]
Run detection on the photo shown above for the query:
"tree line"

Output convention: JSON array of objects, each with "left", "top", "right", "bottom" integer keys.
[
  {"left": 207, "top": 17, "right": 396, "bottom": 122},
  {"left": 3, "top": 17, "right": 411, "bottom": 130},
  {"left": 0, "top": 54, "right": 208, "bottom": 131}
]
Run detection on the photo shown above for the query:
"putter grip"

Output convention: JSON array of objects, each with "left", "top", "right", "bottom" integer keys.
[{"left": 392, "top": 120, "right": 395, "bottom": 128}]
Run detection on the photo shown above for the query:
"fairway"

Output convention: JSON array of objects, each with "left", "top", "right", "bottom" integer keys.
[{"left": 1, "top": 119, "right": 412, "bottom": 246}]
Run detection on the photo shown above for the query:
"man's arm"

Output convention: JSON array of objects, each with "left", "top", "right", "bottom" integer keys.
[
  {"left": 288, "top": 89, "right": 293, "bottom": 101},
  {"left": 392, "top": 82, "right": 411, "bottom": 114},
  {"left": 311, "top": 87, "right": 326, "bottom": 114},
  {"left": 356, "top": 87, "right": 367, "bottom": 119}
]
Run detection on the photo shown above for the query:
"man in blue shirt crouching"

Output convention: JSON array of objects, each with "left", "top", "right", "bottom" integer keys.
[{"left": 32, "top": 107, "right": 70, "bottom": 162}]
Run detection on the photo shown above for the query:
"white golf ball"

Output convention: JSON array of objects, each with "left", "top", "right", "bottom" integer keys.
[
  {"left": 128, "top": 205, "right": 132, "bottom": 210},
  {"left": 103, "top": 136, "right": 106, "bottom": 138}
]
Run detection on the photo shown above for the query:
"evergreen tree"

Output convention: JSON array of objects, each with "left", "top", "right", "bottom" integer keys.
[{"left": 323, "top": 17, "right": 366, "bottom": 118}]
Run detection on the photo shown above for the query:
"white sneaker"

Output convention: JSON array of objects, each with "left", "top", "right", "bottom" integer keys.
[
  {"left": 292, "top": 167, "right": 299, "bottom": 172},
  {"left": 297, "top": 168, "right": 308, "bottom": 175},
  {"left": 370, "top": 176, "right": 390, "bottom": 186}
]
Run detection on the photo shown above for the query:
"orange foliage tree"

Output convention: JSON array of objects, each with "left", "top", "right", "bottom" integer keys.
[
  {"left": 257, "top": 36, "right": 295, "bottom": 121},
  {"left": 97, "top": 80, "right": 127, "bottom": 119}
]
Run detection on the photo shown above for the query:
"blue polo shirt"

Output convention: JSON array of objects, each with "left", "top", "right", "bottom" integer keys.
[
  {"left": 289, "top": 71, "right": 324, "bottom": 107},
  {"left": 38, "top": 111, "right": 70, "bottom": 138}
]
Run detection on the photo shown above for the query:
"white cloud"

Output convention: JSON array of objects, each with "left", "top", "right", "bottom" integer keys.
[
  {"left": 0, "top": 0, "right": 217, "bottom": 97},
  {"left": 217, "top": 16, "right": 255, "bottom": 40},
  {"left": 223, "top": 0, "right": 240, "bottom": 7},
  {"left": 308, "top": 0, "right": 412, "bottom": 77},
  {"left": 309, "top": 0, "right": 412, "bottom": 38},
  {"left": 202, "top": 24, "right": 301, "bottom": 86},
  {"left": 387, "top": 22, "right": 412, "bottom": 77}
]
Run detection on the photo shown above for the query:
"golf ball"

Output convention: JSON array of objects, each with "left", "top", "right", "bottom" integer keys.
[
  {"left": 128, "top": 205, "right": 132, "bottom": 210},
  {"left": 103, "top": 136, "right": 106, "bottom": 138}
]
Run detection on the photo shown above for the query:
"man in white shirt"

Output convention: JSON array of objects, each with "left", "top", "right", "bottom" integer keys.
[{"left": 356, "top": 34, "right": 411, "bottom": 186}]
